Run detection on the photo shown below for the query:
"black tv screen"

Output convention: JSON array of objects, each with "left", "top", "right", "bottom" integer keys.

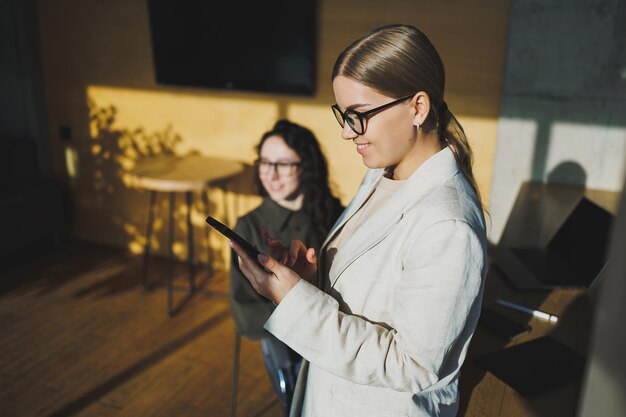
[{"left": 147, "top": 1, "right": 317, "bottom": 96}]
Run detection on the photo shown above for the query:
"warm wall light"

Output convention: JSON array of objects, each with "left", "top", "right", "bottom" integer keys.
[
  {"left": 86, "top": 85, "right": 280, "bottom": 161},
  {"left": 65, "top": 145, "right": 79, "bottom": 179}
]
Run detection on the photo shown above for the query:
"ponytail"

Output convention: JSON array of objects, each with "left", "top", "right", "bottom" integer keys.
[{"left": 430, "top": 102, "right": 483, "bottom": 209}]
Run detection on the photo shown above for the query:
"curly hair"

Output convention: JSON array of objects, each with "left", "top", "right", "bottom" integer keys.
[{"left": 255, "top": 120, "right": 343, "bottom": 246}]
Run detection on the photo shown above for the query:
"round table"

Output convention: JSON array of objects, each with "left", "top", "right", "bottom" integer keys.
[{"left": 127, "top": 155, "right": 244, "bottom": 316}]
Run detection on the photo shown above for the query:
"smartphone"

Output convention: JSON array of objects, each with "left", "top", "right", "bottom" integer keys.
[
  {"left": 205, "top": 215, "right": 261, "bottom": 261},
  {"left": 478, "top": 307, "right": 531, "bottom": 340}
]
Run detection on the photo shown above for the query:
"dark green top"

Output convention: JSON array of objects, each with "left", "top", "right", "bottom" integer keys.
[{"left": 229, "top": 198, "right": 329, "bottom": 340}]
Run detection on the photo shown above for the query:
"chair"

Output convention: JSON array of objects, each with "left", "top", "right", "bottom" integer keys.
[{"left": 231, "top": 331, "right": 293, "bottom": 417}]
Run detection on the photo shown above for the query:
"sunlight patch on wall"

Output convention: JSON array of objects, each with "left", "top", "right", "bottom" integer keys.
[
  {"left": 488, "top": 117, "right": 539, "bottom": 242},
  {"left": 547, "top": 122, "right": 626, "bottom": 190},
  {"left": 455, "top": 115, "right": 499, "bottom": 205},
  {"left": 87, "top": 85, "right": 280, "bottom": 161}
]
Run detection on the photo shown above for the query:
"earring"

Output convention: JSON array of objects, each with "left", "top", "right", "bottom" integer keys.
[{"left": 411, "top": 123, "right": 420, "bottom": 142}]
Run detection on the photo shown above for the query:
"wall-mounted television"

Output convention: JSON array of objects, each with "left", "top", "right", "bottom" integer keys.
[{"left": 147, "top": 1, "right": 317, "bottom": 96}]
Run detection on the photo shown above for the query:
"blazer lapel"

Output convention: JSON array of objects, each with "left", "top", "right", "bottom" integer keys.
[
  {"left": 327, "top": 147, "right": 460, "bottom": 289},
  {"left": 321, "top": 168, "right": 384, "bottom": 250},
  {"left": 328, "top": 190, "right": 404, "bottom": 288}
]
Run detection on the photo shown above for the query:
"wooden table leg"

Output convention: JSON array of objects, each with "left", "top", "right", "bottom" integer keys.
[
  {"left": 203, "top": 190, "right": 213, "bottom": 276},
  {"left": 168, "top": 192, "right": 175, "bottom": 316},
  {"left": 142, "top": 190, "right": 157, "bottom": 289},
  {"left": 186, "top": 191, "right": 195, "bottom": 291}
]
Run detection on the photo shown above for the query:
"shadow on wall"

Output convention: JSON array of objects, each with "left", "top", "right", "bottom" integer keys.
[
  {"left": 546, "top": 161, "right": 587, "bottom": 187},
  {"left": 82, "top": 97, "right": 258, "bottom": 270}
]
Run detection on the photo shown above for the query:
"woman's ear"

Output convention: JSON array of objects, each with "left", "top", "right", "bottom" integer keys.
[{"left": 411, "top": 92, "right": 431, "bottom": 128}]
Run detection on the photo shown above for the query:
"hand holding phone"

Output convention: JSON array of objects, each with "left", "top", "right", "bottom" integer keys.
[
  {"left": 205, "top": 216, "right": 261, "bottom": 262},
  {"left": 208, "top": 215, "right": 301, "bottom": 303}
]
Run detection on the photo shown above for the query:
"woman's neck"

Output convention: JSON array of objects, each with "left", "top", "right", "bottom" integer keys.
[
  {"left": 274, "top": 193, "right": 304, "bottom": 211},
  {"left": 391, "top": 130, "right": 442, "bottom": 180}
]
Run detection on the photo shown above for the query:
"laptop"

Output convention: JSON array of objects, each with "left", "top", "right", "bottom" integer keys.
[{"left": 492, "top": 197, "right": 614, "bottom": 289}]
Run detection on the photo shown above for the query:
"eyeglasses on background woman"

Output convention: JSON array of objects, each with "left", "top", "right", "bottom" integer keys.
[{"left": 255, "top": 159, "right": 301, "bottom": 177}]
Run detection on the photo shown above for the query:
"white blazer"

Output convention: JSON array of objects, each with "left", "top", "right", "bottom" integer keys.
[{"left": 265, "top": 147, "right": 488, "bottom": 417}]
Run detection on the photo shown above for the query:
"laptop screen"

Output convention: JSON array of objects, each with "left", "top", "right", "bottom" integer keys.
[{"left": 547, "top": 197, "right": 614, "bottom": 279}]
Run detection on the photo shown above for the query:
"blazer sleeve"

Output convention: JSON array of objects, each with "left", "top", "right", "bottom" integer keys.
[
  {"left": 229, "top": 219, "right": 275, "bottom": 340},
  {"left": 264, "top": 219, "right": 485, "bottom": 393}
]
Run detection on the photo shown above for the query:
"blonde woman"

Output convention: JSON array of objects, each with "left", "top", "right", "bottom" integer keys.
[{"left": 231, "top": 25, "right": 487, "bottom": 417}]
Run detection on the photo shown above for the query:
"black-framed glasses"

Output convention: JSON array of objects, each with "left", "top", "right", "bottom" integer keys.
[
  {"left": 255, "top": 159, "right": 301, "bottom": 176},
  {"left": 331, "top": 94, "right": 414, "bottom": 135}
]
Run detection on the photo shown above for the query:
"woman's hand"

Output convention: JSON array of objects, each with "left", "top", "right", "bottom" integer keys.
[
  {"left": 261, "top": 227, "right": 318, "bottom": 284},
  {"left": 287, "top": 240, "right": 318, "bottom": 284},
  {"left": 229, "top": 239, "right": 302, "bottom": 304},
  {"left": 261, "top": 227, "right": 290, "bottom": 265}
]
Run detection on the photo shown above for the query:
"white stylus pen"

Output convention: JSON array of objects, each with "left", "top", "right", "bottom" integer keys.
[{"left": 496, "top": 299, "right": 559, "bottom": 323}]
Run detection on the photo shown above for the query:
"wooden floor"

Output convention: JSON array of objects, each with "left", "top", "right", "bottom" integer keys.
[
  {"left": 0, "top": 241, "right": 281, "bottom": 417},
  {"left": 1, "top": 235, "right": 591, "bottom": 417}
]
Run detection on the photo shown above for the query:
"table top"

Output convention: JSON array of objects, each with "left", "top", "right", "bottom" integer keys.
[
  {"left": 126, "top": 155, "right": 244, "bottom": 192},
  {"left": 459, "top": 181, "right": 621, "bottom": 417}
]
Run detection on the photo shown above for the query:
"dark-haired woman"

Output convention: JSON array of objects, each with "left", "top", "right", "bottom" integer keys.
[
  {"left": 229, "top": 119, "right": 343, "bottom": 413},
  {"left": 231, "top": 24, "right": 488, "bottom": 417}
]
